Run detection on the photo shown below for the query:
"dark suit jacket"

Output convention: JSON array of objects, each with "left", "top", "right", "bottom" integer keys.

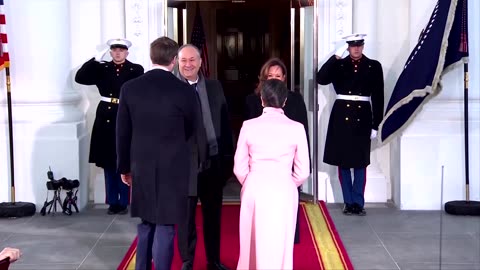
[
  {"left": 204, "top": 79, "right": 234, "bottom": 184},
  {"left": 180, "top": 77, "right": 234, "bottom": 193},
  {"left": 187, "top": 85, "right": 208, "bottom": 196},
  {"left": 0, "top": 258, "right": 9, "bottom": 270},
  {"left": 116, "top": 69, "right": 199, "bottom": 224}
]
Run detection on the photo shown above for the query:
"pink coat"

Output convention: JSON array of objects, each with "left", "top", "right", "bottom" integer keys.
[{"left": 234, "top": 107, "right": 310, "bottom": 269}]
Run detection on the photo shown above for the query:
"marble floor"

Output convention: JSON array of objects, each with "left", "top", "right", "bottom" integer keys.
[{"left": 0, "top": 184, "right": 479, "bottom": 270}]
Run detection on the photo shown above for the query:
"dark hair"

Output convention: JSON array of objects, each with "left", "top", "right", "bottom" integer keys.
[
  {"left": 260, "top": 79, "right": 288, "bottom": 108},
  {"left": 255, "top": 58, "right": 288, "bottom": 95},
  {"left": 150, "top": 37, "right": 179, "bottom": 65}
]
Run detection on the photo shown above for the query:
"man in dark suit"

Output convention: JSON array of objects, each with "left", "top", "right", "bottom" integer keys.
[
  {"left": 176, "top": 44, "right": 234, "bottom": 270},
  {"left": 75, "top": 38, "right": 144, "bottom": 215},
  {"left": 316, "top": 33, "right": 384, "bottom": 216},
  {"left": 116, "top": 37, "right": 200, "bottom": 270}
]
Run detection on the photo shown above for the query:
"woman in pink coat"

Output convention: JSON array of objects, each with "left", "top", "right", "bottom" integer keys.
[{"left": 234, "top": 79, "right": 310, "bottom": 269}]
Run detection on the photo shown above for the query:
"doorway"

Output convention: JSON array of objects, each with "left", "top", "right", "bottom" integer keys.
[{"left": 166, "top": 0, "right": 318, "bottom": 201}]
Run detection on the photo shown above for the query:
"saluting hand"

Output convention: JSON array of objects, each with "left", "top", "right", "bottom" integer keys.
[
  {"left": 94, "top": 47, "right": 110, "bottom": 62},
  {"left": 121, "top": 173, "right": 132, "bottom": 186},
  {"left": 335, "top": 44, "right": 349, "bottom": 59}
]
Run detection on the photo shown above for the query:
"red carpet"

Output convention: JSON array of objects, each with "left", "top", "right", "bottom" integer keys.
[{"left": 118, "top": 202, "right": 352, "bottom": 270}]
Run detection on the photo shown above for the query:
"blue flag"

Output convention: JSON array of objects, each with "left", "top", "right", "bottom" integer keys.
[{"left": 379, "top": 0, "right": 468, "bottom": 143}]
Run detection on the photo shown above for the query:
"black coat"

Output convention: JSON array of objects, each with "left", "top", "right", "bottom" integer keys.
[
  {"left": 204, "top": 80, "right": 235, "bottom": 184},
  {"left": 75, "top": 58, "right": 144, "bottom": 169},
  {"left": 116, "top": 69, "right": 200, "bottom": 225},
  {"left": 182, "top": 78, "right": 234, "bottom": 196},
  {"left": 316, "top": 55, "right": 384, "bottom": 168},
  {"left": 244, "top": 91, "right": 310, "bottom": 145},
  {"left": 186, "top": 84, "right": 208, "bottom": 197}
]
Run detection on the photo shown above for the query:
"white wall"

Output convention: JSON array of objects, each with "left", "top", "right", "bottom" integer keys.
[{"left": 0, "top": 0, "right": 89, "bottom": 211}]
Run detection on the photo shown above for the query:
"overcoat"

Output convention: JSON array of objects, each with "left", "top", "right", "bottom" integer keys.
[
  {"left": 316, "top": 55, "right": 384, "bottom": 168},
  {"left": 116, "top": 69, "right": 199, "bottom": 224},
  {"left": 75, "top": 58, "right": 144, "bottom": 169}
]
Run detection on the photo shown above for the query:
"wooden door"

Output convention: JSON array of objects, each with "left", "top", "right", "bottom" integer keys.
[{"left": 216, "top": 8, "right": 269, "bottom": 137}]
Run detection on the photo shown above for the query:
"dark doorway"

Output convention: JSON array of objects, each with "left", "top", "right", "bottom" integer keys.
[
  {"left": 215, "top": 1, "right": 291, "bottom": 138},
  {"left": 167, "top": 0, "right": 292, "bottom": 200}
]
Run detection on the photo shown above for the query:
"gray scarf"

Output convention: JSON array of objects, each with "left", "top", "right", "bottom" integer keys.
[{"left": 180, "top": 74, "right": 218, "bottom": 157}]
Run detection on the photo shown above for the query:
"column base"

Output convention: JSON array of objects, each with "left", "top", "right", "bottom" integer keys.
[{"left": 317, "top": 165, "right": 389, "bottom": 203}]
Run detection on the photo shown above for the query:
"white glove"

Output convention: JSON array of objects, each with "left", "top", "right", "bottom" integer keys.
[
  {"left": 94, "top": 47, "right": 109, "bottom": 62},
  {"left": 370, "top": 129, "right": 378, "bottom": 139},
  {"left": 335, "top": 44, "right": 348, "bottom": 58}
]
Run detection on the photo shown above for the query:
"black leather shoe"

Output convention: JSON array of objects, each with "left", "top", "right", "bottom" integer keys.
[
  {"left": 342, "top": 204, "right": 353, "bottom": 215},
  {"left": 352, "top": 204, "right": 366, "bottom": 216},
  {"left": 107, "top": 205, "right": 116, "bottom": 215},
  {"left": 207, "top": 262, "right": 230, "bottom": 270},
  {"left": 181, "top": 261, "right": 193, "bottom": 270}
]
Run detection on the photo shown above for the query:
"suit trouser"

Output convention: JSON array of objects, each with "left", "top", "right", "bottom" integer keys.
[
  {"left": 136, "top": 220, "right": 175, "bottom": 270},
  {"left": 178, "top": 158, "right": 224, "bottom": 264},
  {"left": 338, "top": 167, "right": 367, "bottom": 207},
  {"left": 104, "top": 168, "right": 130, "bottom": 207}
]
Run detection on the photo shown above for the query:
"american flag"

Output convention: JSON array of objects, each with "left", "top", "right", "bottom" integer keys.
[
  {"left": 191, "top": 4, "right": 209, "bottom": 78},
  {"left": 379, "top": 0, "right": 469, "bottom": 143},
  {"left": 0, "top": 0, "right": 9, "bottom": 70}
]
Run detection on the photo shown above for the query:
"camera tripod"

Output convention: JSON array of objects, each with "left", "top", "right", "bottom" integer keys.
[
  {"left": 40, "top": 189, "right": 63, "bottom": 216},
  {"left": 62, "top": 189, "right": 79, "bottom": 216}
]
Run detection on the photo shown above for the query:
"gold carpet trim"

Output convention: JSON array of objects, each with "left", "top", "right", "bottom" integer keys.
[
  {"left": 304, "top": 202, "right": 346, "bottom": 270},
  {"left": 123, "top": 202, "right": 348, "bottom": 270}
]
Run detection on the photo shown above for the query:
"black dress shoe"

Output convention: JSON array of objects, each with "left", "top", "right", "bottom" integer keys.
[
  {"left": 107, "top": 205, "right": 116, "bottom": 215},
  {"left": 342, "top": 204, "right": 353, "bottom": 215},
  {"left": 352, "top": 204, "right": 366, "bottom": 216},
  {"left": 181, "top": 261, "right": 193, "bottom": 270},
  {"left": 207, "top": 262, "right": 230, "bottom": 270}
]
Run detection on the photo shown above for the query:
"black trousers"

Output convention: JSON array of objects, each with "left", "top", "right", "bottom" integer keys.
[{"left": 177, "top": 158, "right": 224, "bottom": 264}]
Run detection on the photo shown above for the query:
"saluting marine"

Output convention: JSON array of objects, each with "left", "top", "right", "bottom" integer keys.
[
  {"left": 316, "top": 33, "right": 384, "bottom": 216},
  {"left": 75, "top": 38, "right": 144, "bottom": 215}
]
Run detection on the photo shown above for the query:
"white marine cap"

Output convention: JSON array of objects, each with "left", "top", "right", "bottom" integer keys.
[
  {"left": 106, "top": 38, "right": 132, "bottom": 50},
  {"left": 342, "top": 33, "right": 367, "bottom": 46}
]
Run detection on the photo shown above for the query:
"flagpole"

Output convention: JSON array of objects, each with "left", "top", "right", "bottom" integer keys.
[
  {"left": 444, "top": 0, "right": 480, "bottom": 216},
  {"left": 5, "top": 66, "right": 14, "bottom": 203},
  {"left": 0, "top": 0, "right": 36, "bottom": 217},
  {"left": 463, "top": 61, "right": 469, "bottom": 202}
]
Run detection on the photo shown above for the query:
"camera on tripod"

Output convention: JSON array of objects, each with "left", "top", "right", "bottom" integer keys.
[
  {"left": 40, "top": 167, "right": 80, "bottom": 216},
  {"left": 46, "top": 173, "right": 80, "bottom": 191}
]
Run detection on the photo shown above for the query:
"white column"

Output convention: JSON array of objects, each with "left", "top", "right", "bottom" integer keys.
[
  {"left": 70, "top": 0, "right": 104, "bottom": 204},
  {"left": 352, "top": 0, "right": 377, "bottom": 58},
  {"left": 125, "top": 0, "right": 165, "bottom": 71},
  {"left": 101, "top": 0, "right": 126, "bottom": 42},
  {"left": 316, "top": 0, "right": 355, "bottom": 202},
  {"left": 375, "top": 0, "right": 411, "bottom": 206},
  {"left": 0, "top": 0, "right": 89, "bottom": 211}
]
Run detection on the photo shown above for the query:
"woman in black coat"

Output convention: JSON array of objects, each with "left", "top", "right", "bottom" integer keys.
[{"left": 243, "top": 58, "right": 310, "bottom": 244}]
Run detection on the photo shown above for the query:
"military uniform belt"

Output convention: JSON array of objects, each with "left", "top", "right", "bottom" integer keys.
[
  {"left": 336, "top": 94, "right": 370, "bottom": 102},
  {"left": 100, "top": 96, "right": 120, "bottom": 104}
]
